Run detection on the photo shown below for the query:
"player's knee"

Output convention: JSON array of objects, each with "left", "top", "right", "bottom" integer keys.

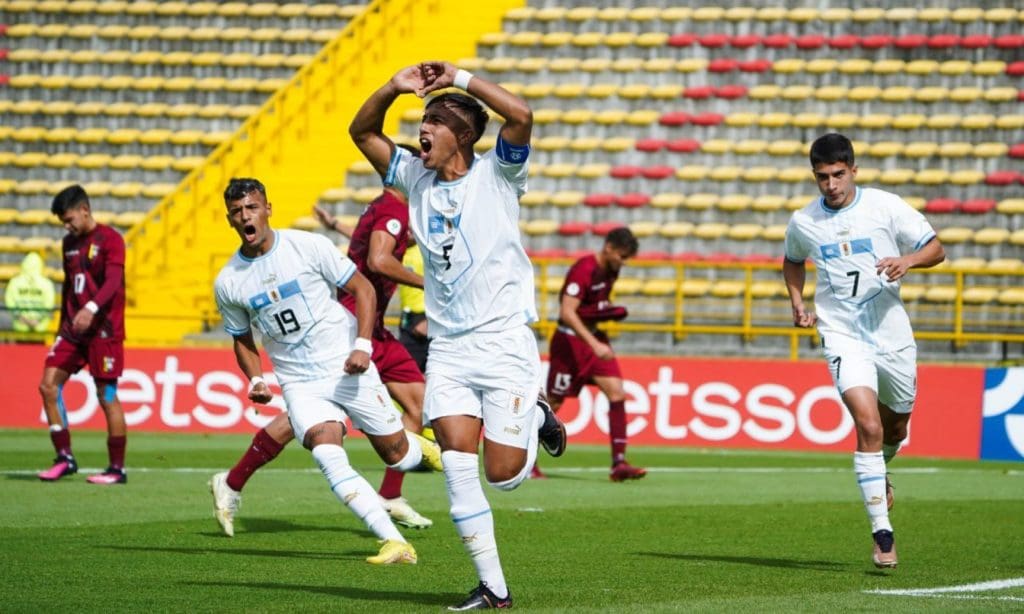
[
  {"left": 38, "top": 380, "right": 59, "bottom": 400},
  {"left": 857, "top": 420, "right": 884, "bottom": 444}
]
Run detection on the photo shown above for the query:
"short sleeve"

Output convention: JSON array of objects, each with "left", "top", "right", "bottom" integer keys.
[
  {"left": 891, "top": 198, "right": 937, "bottom": 254},
  {"left": 561, "top": 260, "right": 589, "bottom": 298},
  {"left": 310, "top": 233, "right": 357, "bottom": 288},
  {"left": 214, "top": 279, "right": 250, "bottom": 337},
  {"left": 383, "top": 147, "right": 419, "bottom": 196},
  {"left": 783, "top": 217, "right": 809, "bottom": 263},
  {"left": 491, "top": 134, "right": 530, "bottom": 194},
  {"left": 371, "top": 199, "right": 408, "bottom": 239}
]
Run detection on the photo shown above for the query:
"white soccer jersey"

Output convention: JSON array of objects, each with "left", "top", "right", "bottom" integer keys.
[
  {"left": 214, "top": 229, "right": 358, "bottom": 385},
  {"left": 784, "top": 187, "right": 937, "bottom": 352},
  {"left": 384, "top": 140, "right": 538, "bottom": 337}
]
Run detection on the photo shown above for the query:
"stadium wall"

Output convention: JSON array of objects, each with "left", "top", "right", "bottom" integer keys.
[{"left": 2, "top": 344, "right": 1014, "bottom": 461}]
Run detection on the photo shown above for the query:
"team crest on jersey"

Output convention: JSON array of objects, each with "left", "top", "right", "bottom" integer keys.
[
  {"left": 88, "top": 244, "right": 100, "bottom": 260},
  {"left": 839, "top": 242, "right": 852, "bottom": 257},
  {"left": 102, "top": 356, "right": 115, "bottom": 373}
]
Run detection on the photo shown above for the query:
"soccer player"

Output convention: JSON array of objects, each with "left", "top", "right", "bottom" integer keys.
[
  {"left": 541, "top": 226, "right": 646, "bottom": 482},
  {"left": 783, "top": 134, "right": 945, "bottom": 569},
  {"left": 210, "top": 180, "right": 437, "bottom": 535},
  {"left": 350, "top": 61, "right": 567, "bottom": 610},
  {"left": 37, "top": 184, "right": 128, "bottom": 485},
  {"left": 213, "top": 177, "right": 441, "bottom": 564},
  {"left": 398, "top": 239, "right": 430, "bottom": 373}
]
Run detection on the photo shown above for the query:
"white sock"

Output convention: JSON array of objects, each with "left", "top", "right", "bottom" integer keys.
[
  {"left": 488, "top": 407, "right": 542, "bottom": 492},
  {"left": 443, "top": 450, "right": 508, "bottom": 599},
  {"left": 388, "top": 431, "right": 423, "bottom": 472},
  {"left": 882, "top": 442, "right": 900, "bottom": 464},
  {"left": 854, "top": 451, "right": 892, "bottom": 533},
  {"left": 311, "top": 444, "right": 404, "bottom": 542}
]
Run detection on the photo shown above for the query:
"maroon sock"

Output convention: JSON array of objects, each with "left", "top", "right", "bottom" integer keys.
[
  {"left": 107, "top": 436, "right": 126, "bottom": 470},
  {"left": 50, "top": 429, "right": 72, "bottom": 458},
  {"left": 378, "top": 467, "right": 406, "bottom": 500},
  {"left": 608, "top": 400, "right": 627, "bottom": 465},
  {"left": 226, "top": 428, "right": 286, "bottom": 491}
]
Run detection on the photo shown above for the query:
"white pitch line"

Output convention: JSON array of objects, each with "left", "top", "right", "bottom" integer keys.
[
  {"left": 866, "top": 576, "right": 1024, "bottom": 596},
  {"left": 1, "top": 466, "right": 1020, "bottom": 476}
]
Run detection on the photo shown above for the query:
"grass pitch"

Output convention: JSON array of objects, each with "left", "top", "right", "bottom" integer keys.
[{"left": 2, "top": 428, "right": 1023, "bottom": 612}]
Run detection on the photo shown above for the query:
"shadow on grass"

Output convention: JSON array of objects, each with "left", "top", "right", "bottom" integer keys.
[
  {"left": 6, "top": 473, "right": 42, "bottom": 482},
  {"left": 101, "top": 544, "right": 366, "bottom": 561},
  {"left": 642, "top": 552, "right": 850, "bottom": 572},
  {"left": 187, "top": 580, "right": 459, "bottom": 606}
]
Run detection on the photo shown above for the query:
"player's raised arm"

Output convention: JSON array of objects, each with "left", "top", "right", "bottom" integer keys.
[
  {"left": 349, "top": 65, "right": 429, "bottom": 177},
  {"left": 419, "top": 61, "right": 532, "bottom": 146}
]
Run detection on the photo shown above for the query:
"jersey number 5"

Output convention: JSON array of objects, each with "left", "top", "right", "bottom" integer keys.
[{"left": 441, "top": 244, "right": 453, "bottom": 271}]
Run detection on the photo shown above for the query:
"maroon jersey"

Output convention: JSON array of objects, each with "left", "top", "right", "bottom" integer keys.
[
  {"left": 557, "top": 254, "right": 618, "bottom": 327},
  {"left": 59, "top": 223, "right": 125, "bottom": 342},
  {"left": 340, "top": 191, "right": 409, "bottom": 338}
]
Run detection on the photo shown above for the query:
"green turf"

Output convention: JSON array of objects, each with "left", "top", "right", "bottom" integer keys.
[{"left": 2, "top": 429, "right": 1023, "bottom": 612}]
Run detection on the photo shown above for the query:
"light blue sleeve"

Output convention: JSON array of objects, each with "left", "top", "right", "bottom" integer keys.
[{"left": 783, "top": 218, "right": 809, "bottom": 263}]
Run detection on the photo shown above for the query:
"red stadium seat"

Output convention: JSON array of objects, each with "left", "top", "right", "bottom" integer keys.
[
  {"left": 924, "top": 198, "right": 960, "bottom": 214},
  {"left": 528, "top": 248, "right": 567, "bottom": 259},
  {"left": 698, "top": 33, "right": 729, "bottom": 49},
  {"left": 707, "top": 58, "right": 739, "bottom": 73},
  {"left": 658, "top": 112, "right": 690, "bottom": 127},
  {"left": 739, "top": 253, "right": 779, "bottom": 264},
  {"left": 928, "top": 34, "right": 959, "bottom": 50},
  {"left": 567, "top": 249, "right": 591, "bottom": 260},
  {"left": 0, "top": 74, "right": 8, "bottom": 86},
  {"left": 667, "top": 33, "right": 697, "bottom": 48},
  {"left": 1007, "top": 62, "right": 1024, "bottom": 77},
  {"left": 737, "top": 59, "right": 772, "bottom": 73},
  {"left": 704, "top": 252, "right": 740, "bottom": 263},
  {"left": 730, "top": 34, "right": 761, "bottom": 49},
  {"left": 1008, "top": 143, "right": 1024, "bottom": 159},
  {"left": 592, "top": 221, "right": 627, "bottom": 236},
  {"left": 635, "top": 250, "right": 670, "bottom": 261},
  {"left": 671, "top": 252, "right": 704, "bottom": 263},
  {"left": 0, "top": 49, "right": 8, "bottom": 61},
  {"left": 828, "top": 35, "right": 859, "bottom": 50},
  {"left": 893, "top": 34, "right": 927, "bottom": 50},
  {"left": 683, "top": 85, "right": 715, "bottom": 100},
  {"left": 986, "top": 170, "right": 1020, "bottom": 186},
  {"left": 691, "top": 113, "right": 724, "bottom": 126},
  {"left": 960, "top": 199, "right": 996, "bottom": 215},
  {"left": 995, "top": 35, "right": 1024, "bottom": 51},
  {"left": 635, "top": 138, "right": 667, "bottom": 153},
  {"left": 558, "top": 221, "right": 591, "bottom": 236},
  {"left": 960, "top": 34, "right": 992, "bottom": 49},
  {"left": 615, "top": 193, "right": 651, "bottom": 208},
  {"left": 0, "top": 25, "right": 7, "bottom": 36},
  {"left": 610, "top": 165, "right": 642, "bottom": 179},
  {"left": 762, "top": 33, "right": 792, "bottom": 49},
  {"left": 860, "top": 35, "right": 892, "bottom": 50},
  {"left": 641, "top": 166, "right": 674, "bottom": 180},
  {"left": 583, "top": 193, "right": 616, "bottom": 208},
  {"left": 795, "top": 34, "right": 826, "bottom": 50},
  {"left": 715, "top": 84, "right": 748, "bottom": 99},
  {"left": 666, "top": 138, "right": 701, "bottom": 153}
]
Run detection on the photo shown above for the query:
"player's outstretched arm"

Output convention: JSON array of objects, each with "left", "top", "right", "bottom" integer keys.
[
  {"left": 232, "top": 332, "right": 272, "bottom": 403},
  {"left": 419, "top": 61, "right": 532, "bottom": 146},
  {"left": 368, "top": 230, "right": 423, "bottom": 289},
  {"left": 783, "top": 258, "right": 816, "bottom": 328},
  {"left": 349, "top": 65, "right": 428, "bottom": 178}
]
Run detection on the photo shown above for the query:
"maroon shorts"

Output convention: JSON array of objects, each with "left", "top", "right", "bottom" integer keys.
[
  {"left": 373, "top": 328, "right": 425, "bottom": 385},
  {"left": 545, "top": 329, "right": 621, "bottom": 399},
  {"left": 44, "top": 335, "right": 124, "bottom": 382}
]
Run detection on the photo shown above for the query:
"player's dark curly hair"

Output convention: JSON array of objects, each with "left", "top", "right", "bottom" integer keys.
[
  {"left": 224, "top": 178, "right": 267, "bottom": 204},
  {"left": 426, "top": 92, "right": 489, "bottom": 144},
  {"left": 606, "top": 227, "right": 639, "bottom": 257},
  {"left": 51, "top": 184, "right": 89, "bottom": 216},
  {"left": 809, "top": 133, "right": 855, "bottom": 168}
]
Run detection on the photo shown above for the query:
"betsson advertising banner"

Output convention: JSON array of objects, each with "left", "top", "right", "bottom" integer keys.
[{"left": 0, "top": 345, "right": 985, "bottom": 459}]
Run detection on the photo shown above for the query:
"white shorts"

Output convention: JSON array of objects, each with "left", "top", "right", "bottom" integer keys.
[
  {"left": 425, "top": 325, "right": 541, "bottom": 449},
  {"left": 823, "top": 340, "right": 917, "bottom": 414},
  {"left": 281, "top": 362, "right": 405, "bottom": 443}
]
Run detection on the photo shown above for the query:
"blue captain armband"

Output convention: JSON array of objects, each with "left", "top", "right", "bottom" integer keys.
[{"left": 495, "top": 135, "right": 530, "bottom": 164}]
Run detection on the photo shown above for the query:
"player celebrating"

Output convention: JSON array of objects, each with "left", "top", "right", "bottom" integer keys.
[
  {"left": 542, "top": 227, "right": 645, "bottom": 482},
  {"left": 350, "top": 61, "right": 567, "bottom": 609},
  {"left": 210, "top": 177, "right": 437, "bottom": 536},
  {"left": 37, "top": 184, "right": 128, "bottom": 485},
  {"left": 783, "top": 134, "right": 945, "bottom": 569},
  {"left": 213, "top": 178, "right": 440, "bottom": 564}
]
